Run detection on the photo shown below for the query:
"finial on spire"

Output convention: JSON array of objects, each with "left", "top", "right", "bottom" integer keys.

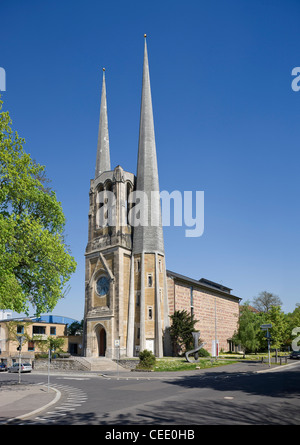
[
  {"left": 144, "top": 34, "right": 147, "bottom": 38},
  {"left": 102, "top": 67, "right": 105, "bottom": 72}
]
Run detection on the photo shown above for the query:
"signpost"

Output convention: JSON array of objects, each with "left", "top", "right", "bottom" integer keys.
[
  {"left": 17, "top": 335, "right": 24, "bottom": 384},
  {"left": 260, "top": 324, "right": 272, "bottom": 367},
  {"left": 48, "top": 348, "right": 51, "bottom": 392},
  {"left": 115, "top": 339, "right": 120, "bottom": 380}
]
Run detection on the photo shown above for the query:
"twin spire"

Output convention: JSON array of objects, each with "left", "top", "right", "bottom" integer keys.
[
  {"left": 94, "top": 36, "right": 164, "bottom": 254},
  {"left": 133, "top": 36, "right": 164, "bottom": 255},
  {"left": 95, "top": 68, "right": 111, "bottom": 179}
]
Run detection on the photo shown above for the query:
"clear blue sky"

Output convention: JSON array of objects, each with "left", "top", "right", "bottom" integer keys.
[{"left": 1, "top": 0, "right": 299, "bottom": 320}]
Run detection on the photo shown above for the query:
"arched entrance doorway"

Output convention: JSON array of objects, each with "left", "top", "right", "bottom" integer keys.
[{"left": 96, "top": 325, "right": 106, "bottom": 356}]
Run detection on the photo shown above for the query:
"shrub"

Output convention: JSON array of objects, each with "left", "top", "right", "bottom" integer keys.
[
  {"left": 197, "top": 348, "right": 210, "bottom": 357},
  {"left": 137, "top": 349, "right": 156, "bottom": 370}
]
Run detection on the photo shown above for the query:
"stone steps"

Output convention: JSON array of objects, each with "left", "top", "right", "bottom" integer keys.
[{"left": 73, "top": 356, "right": 126, "bottom": 372}]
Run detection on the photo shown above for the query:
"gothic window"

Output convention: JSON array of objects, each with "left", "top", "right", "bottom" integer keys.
[
  {"left": 148, "top": 306, "right": 153, "bottom": 320},
  {"left": 96, "top": 276, "right": 110, "bottom": 296},
  {"left": 136, "top": 291, "right": 141, "bottom": 306},
  {"left": 96, "top": 184, "right": 104, "bottom": 228},
  {"left": 105, "top": 181, "right": 116, "bottom": 227},
  {"left": 126, "top": 182, "right": 132, "bottom": 225},
  {"left": 135, "top": 258, "right": 141, "bottom": 273},
  {"left": 147, "top": 273, "right": 153, "bottom": 287},
  {"left": 158, "top": 258, "right": 163, "bottom": 273},
  {"left": 105, "top": 181, "right": 113, "bottom": 193}
]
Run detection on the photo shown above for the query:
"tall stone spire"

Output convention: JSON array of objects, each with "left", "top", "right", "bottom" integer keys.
[
  {"left": 133, "top": 36, "right": 164, "bottom": 255},
  {"left": 127, "top": 35, "right": 167, "bottom": 359},
  {"left": 95, "top": 68, "right": 111, "bottom": 179}
]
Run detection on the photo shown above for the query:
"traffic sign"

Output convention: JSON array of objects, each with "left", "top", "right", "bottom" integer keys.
[
  {"left": 260, "top": 324, "right": 272, "bottom": 330},
  {"left": 16, "top": 335, "right": 24, "bottom": 346}
]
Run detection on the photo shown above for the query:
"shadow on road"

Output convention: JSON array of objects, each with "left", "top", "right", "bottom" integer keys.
[
  {"left": 162, "top": 366, "right": 300, "bottom": 399},
  {"left": 2, "top": 365, "right": 299, "bottom": 426}
]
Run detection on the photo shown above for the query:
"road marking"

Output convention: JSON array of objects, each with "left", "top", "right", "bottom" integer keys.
[
  {"left": 31, "top": 383, "right": 88, "bottom": 424},
  {"left": 35, "top": 417, "right": 55, "bottom": 422},
  {"left": 57, "top": 377, "right": 90, "bottom": 381},
  {"left": 54, "top": 407, "right": 75, "bottom": 411}
]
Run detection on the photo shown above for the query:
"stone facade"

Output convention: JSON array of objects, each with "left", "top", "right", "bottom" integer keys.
[
  {"left": 83, "top": 167, "right": 134, "bottom": 359},
  {"left": 83, "top": 39, "right": 170, "bottom": 359},
  {"left": 83, "top": 39, "right": 241, "bottom": 360},
  {"left": 167, "top": 271, "right": 241, "bottom": 354},
  {"left": 83, "top": 165, "right": 169, "bottom": 359},
  {"left": 0, "top": 320, "right": 69, "bottom": 366}
]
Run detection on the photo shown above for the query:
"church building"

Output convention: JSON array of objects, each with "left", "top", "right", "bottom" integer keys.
[{"left": 83, "top": 37, "right": 241, "bottom": 360}]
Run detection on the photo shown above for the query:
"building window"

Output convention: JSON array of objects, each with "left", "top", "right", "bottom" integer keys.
[
  {"left": 96, "top": 275, "right": 110, "bottom": 296},
  {"left": 50, "top": 327, "right": 56, "bottom": 335},
  {"left": 158, "top": 258, "right": 163, "bottom": 273},
  {"left": 136, "top": 291, "right": 141, "bottom": 306},
  {"left": 28, "top": 341, "right": 35, "bottom": 351},
  {"left": 17, "top": 325, "right": 24, "bottom": 334},
  {"left": 32, "top": 326, "right": 46, "bottom": 335},
  {"left": 135, "top": 259, "right": 141, "bottom": 273},
  {"left": 147, "top": 273, "right": 153, "bottom": 287},
  {"left": 190, "top": 286, "right": 194, "bottom": 316},
  {"left": 148, "top": 306, "right": 153, "bottom": 320}
]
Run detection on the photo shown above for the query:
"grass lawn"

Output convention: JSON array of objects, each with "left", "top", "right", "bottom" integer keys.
[
  {"left": 135, "top": 352, "right": 291, "bottom": 372},
  {"left": 153, "top": 357, "right": 238, "bottom": 372}
]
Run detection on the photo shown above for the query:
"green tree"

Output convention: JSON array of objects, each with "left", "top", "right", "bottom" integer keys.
[
  {"left": 67, "top": 320, "right": 83, "bottom": 336},
  {"left": 286, "top": 304, "right": 300, "bottom": 349},
  {"left": 0, "top": 99, "right": 76, "bottom": 315},
  {"left": 169, "top": 310, "right": 199, "bottom": 355},
  {"left": 33, "top": 335, "right": 65, "bottom": 354},
  {"left": 286, "top": 304, "right": 300, "bottom": 331},
  {"left": 265, "top": 306, "right": 289, "bottom": 351},
  {"left": 232, "top": 305, "right": 263, "bottom": 355}
]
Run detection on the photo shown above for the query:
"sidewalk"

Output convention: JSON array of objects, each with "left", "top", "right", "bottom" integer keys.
[{"left": 0, "top": 383, "right": 60, "bottom": 423}]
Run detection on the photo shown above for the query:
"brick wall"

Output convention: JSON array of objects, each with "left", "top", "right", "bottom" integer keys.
[{"left": 167, "top": 277, "right": 239, "bottom": 353}]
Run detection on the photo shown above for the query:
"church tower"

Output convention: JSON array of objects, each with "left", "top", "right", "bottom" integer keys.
[{"left": 83, "top": 38, "right": 169, "bottom": 359}]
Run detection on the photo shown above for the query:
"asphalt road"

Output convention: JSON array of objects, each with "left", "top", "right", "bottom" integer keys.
[{"left": 1, "top": 361, "right": 300, "bottom": 426}]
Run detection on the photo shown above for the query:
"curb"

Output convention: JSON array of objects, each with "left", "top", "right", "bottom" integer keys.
[
  {"left": 6, "top": 385, "right": 61, "bottom": 422},
  {"left": 256, "top": 362, "right": 300, "bottom": 373}
]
